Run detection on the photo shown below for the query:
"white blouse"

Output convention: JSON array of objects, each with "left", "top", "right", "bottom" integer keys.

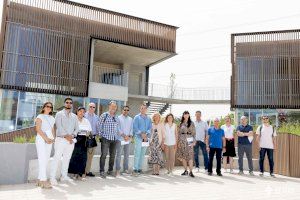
[
  {"left": 164, "top": 123, "right": 176, "bottom": 146},
  {"left": 221, "top": 124, "right": 235, "bottom": 139},
  {"left": 78, "top": 117, "right": 92, "bottom": 135}
]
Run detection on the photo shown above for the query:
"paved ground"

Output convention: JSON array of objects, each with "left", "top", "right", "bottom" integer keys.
[{"left": 1, "top": 168, "right": 300, "bottom": 200}]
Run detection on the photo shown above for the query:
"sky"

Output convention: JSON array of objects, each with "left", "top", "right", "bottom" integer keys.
[{"left": 2, "top": 0, "right": 300, "bottom": 120}]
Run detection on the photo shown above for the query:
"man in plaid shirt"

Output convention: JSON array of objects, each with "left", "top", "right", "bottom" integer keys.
[{"left": 99, "top": 101, "right": 120, "bottom": 178}]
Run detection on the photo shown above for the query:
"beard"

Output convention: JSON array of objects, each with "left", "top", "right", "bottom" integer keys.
[{"left": 65, "top": 106, "right": 71, "bottom": 110}]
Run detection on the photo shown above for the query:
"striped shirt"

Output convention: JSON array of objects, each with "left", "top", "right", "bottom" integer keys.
[{"left": 99, "top": 112, "right": 119, "bottom": 141}]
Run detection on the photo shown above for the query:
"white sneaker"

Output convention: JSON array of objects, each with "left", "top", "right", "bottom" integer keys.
[
  {"left": 196, "top": 168, "right": 200, "bottom": 173},
  {"left": 50, "top": 178, "right": 58, "bottom": 186},
  {"left": 60, "top": 176, "right": 74, "bottom": 182},
  {"left": 230, "top": 169, "right": 234, "bottom": 174}
]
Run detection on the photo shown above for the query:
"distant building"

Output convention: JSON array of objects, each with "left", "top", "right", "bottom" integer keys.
[
  {"left": 231, "top": 29, "right": 300, "bottom": 126},
  {"left": 0, "top": 0, "right": 178, "bottom": 133}
]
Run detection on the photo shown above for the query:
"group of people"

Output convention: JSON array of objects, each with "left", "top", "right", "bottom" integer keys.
[{"left": 34, "top": 98, "right": 277, "bottom": 189}]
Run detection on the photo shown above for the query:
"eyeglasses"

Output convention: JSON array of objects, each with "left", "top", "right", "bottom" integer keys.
[
  {"left": 89, "top": 106, "right": 96, "bottom": 108},
  {"left": 262, "top": 118, "right": 269, "bottom": 120},
  {"left": 123, "top": 109, "right": 129, "bottom": 111},
  {"left": 45, "top": 105, "right": 53, "bottom": 109},
  {"left": 65, "top": 102, "right": 73, "bottom": 104}
]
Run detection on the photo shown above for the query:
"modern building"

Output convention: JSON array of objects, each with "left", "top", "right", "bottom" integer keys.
[
  {"left": 231, "top": 29, "right": 300, "bottom": 125},
  {"left": 0, "top": 0, "right": 178, "bottom": 133}
]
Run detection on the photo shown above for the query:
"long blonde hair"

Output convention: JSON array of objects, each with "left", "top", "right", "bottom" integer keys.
[{"left": 152, "top": 112, "right": 161, "bottom": 124}]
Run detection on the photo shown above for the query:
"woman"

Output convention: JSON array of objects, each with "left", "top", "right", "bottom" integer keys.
[
  {"left": 164, "top": 113, "right": 178, "bottom": 175},
  {"left": 148, "top": 112, "right": 165, "bottom": 175},
  {"left": 176, "top": 111, "right": 196, "bottom": 178},
  {"left": 221, "top": 115, "right": 236, "bottom": 173},
  {"left": 68, "top": 107, "right": 92, "bottom": 180},
  {"left": 35, "top": 102, "right": 55, "bottom": 189}
]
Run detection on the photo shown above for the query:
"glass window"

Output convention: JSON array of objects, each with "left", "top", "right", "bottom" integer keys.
[
  {"left": 16, "top": 92, "right": 36, "bottom": 130},
  {"left": 99, "top": 99, "right": 110, "bottom": 115},
  {"left": 84, "top": 98, "right": 99, "bottom": 115},
  {"left": 0, "top": 89, "right": 18, "bottom": 133},
  {"left": 72, "top": 96, "right": 84, "bottom": 114}
]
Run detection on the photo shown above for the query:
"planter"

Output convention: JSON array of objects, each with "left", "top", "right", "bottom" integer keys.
[
  {"left": 289, "top": 134, "right": 300, "bottom": 177},
  {"left": 0, "top": 143, "right": 37, "bottom": 185}
]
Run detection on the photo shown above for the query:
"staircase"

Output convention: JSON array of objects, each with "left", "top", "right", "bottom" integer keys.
[{"left": 145, "top": 101, "right": 171, "bottom": 116}]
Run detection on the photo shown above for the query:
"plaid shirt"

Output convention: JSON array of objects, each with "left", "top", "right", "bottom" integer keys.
[{"left": 99, "top": 112, "right": 119, "bottom": 141}]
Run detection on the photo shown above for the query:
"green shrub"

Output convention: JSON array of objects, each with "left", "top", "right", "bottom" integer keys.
[
  {"left": 13, "top": 136, "right": 27, "bottom": 143},
  {"left": 27, "top": 136, "right": 36, "bottom": 143},
  {"left": 278, "top": 123, "right": 300, "bottom": 136}
]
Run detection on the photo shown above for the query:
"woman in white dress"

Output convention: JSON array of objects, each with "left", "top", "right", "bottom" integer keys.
[{"left": 35, "top": 102, "right": 55, "bottom": 189}]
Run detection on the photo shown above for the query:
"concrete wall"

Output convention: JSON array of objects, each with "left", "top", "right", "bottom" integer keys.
[
  {"left": 123, "top": 64, "right": 146, "bottom": 95},
  {"left": 0, "top": 143, "right": 37, "bottom": 185},
  {"left": 88, "top": 82, "right": 128, "bottom": 101}
]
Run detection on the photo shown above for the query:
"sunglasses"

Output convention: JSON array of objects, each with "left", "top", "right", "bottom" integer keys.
[
  {"left": 45, "top": 105, "right": 53, "bottom": 109},
  {"left": 65, "top": 102, "right": 73, "bottom": 104},
  {"left": 90, "top": 106, "right": 96, "bottom": 108},
  {"left": 123, "top": 109, "right": 129, "bottom": 111},
  {"left": 262, "top": 117, "right": 269, "bottom": 120}
]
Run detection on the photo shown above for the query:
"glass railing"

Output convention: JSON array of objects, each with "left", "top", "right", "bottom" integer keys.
[{"left": 91, "top": 65, "right": 128, "bottom": 87}]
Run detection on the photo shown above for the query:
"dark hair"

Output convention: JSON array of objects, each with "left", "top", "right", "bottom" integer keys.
[
  {"left": 76, "top": 107, "right": 85, "bottom": 114},
  {"left": 64, "top": 97, "right": 73, "bottom": 103},
  {"left": 165, "top": 113, "right": 174, "bottom": 124},
  {"left": 109, "top": 100, "right": 117, "bottom": 106},
  {"left": 141, "top": 103, "right": 148, "bottom": 109},
  {"left": 195, "top": 110, "right": 201, "bottom": 114},
  {"left": 180, "top": 111, "right": 192, "bottom": 127},
  {"left": 123, "top": 105, "right": 130, "bottom": 109},
  {"left": 40, "top": 102, "right": 53, "bottom": 115}
]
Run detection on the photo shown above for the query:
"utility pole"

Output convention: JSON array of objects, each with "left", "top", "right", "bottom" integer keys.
[{"left": 169, "top": 73, "right": 176, "bottom": 113}]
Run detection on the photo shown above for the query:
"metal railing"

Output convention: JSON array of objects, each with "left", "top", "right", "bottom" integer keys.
[
  {"left": 91, "top": 65, "right": 128, "bottom": 87},
  {"left": 141, "top": 82, "right": 230, "bottom": 101}
]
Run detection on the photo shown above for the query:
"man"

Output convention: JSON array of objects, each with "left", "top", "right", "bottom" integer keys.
[
  {"left": 50, "top": 98, "right": 79, "bottom": 185},
  {"left": 194, "top": 111, "right": 209, "bottom": 172},
  {"left": 256, "top": 115, "right": 277, "bottom": 177},
  {"left": 84, "top": 102, "right": 100, "bottom": 177},
  {"left": 115, "top": 105, "right": 133, "bottom": 176},
  {"left": 99, "top": 101, "right": 120, "bottom": 178},
  {"left": 132, "top": 104, "right": 152, "bottom": 176},
  {"left": 206, "top": 117, "right": 226, "bottom": 176},
  {"left": 236, "top": 116, "right": 254, "bottom": 176}
]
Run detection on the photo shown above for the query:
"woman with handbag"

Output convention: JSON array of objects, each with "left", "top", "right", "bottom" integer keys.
[
  {"left": 35, "top": 102, "right": 55, "bottom": 189},
  {"left": 68, "top": 107, "right": 92, "bottom": 180}
]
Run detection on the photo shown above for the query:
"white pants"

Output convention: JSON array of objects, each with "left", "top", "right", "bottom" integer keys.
[
  {"left": 50, "top": 137, "right": 75, "bottom": 179},
  {"left": 36, "top": 135, "right": 52, "bottom": 181}
]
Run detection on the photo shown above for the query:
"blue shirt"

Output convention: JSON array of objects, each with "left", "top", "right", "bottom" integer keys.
[
  {"left": 84, "top": 112, "right": 100, "bottom": 135},
  {"left": 236, "top": 124, "right": 253, "bottom": 145},
  {"left": 99, "top": 112, "right": 120, "bottom": 141},
  {"left": 117, "top": 114, "right": 133, "bottom": 141},
  {"left": 133, "top": 113, "right": 152, "bottom": 141},
  {"left": 208, "top": 127, "right": 224, "bottom": 149}
]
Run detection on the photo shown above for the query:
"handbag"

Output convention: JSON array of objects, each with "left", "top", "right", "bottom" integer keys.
[{"left": 86, "top": 134, "right": 97, "bottom": 148}]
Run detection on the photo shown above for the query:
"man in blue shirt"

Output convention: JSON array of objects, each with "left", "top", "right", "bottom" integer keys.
[
  {"left": 132, "top": 104, "right": 152, "bottom": 176},
  {"left": 206, "top": 117, "right": 225, "bottom": 176},
  {"left": 236, "top": 116, "right": 254, "bottom": 175}
]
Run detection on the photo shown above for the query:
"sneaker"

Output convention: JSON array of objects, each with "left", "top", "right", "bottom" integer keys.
[
  {"left": 100, "top": 172, "right": 106, "bottom": 179},
  {"left": 217, "top": 173, "right": 223, "bottom": 177},
  {"left": 230, "top": 169, "right": 234, "bottom": 174},
  {"left": 181, "top": 170, "right": 188, "bottom": 176},
  {"left": 189, "top": 172, "right": 195, "bottom": 178},
  {"left": 249, "top": 171, "right": 255, "bottom": 176},
  {"left": 60, "top": 176, "right": 73, "bottom": 182},
  {"left": 132, "top": 170, "right": 139, "bottom": 177},
  {"left": 137, "top": 170, "right": 143, "bottom": 175},
  {"left": 238, "top": 171, "right": 244, "bottom": 175},
  {"left": 86, "top": 172, "right": 95, "bottom": 177},
  {"left": 107, "top": 171, "right": 115, "bottom": 177},
  {"left": 259, "top": 172, "right": 264, "bottom": 177},
  {"left": 270, "top": 173, "right": 276, "bottom": 178},
  {"left": 50, "top": 178, "right": 58, "bottom": 186},
  {"left": 208, "top": 172, "right": 212, "bottom": 176},
  {"left": 196, "top": 167, "right": 200, "bottom": 173},
  {"left": 122, "top": 170, "right": 130, "bottom": 175},
  {"left": 224, "top": 169, "right": 228, "bottom": 173}
]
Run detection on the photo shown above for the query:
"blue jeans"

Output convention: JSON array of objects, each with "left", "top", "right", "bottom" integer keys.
[
  {"left": 115, "top": 141, "right": 130, "bottom": 171},
  {"left": 133, "top": 136, "right": 147, "bottom": 171},
  {"left": 259, "top": 148, "right": 274, "bottom": 174},
  {"left": 194, "top": 141, "right": 209, "bottom": 169}
]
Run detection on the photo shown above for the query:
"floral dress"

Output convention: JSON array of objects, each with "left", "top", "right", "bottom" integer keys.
[
  {"left": 148, "top": 126, "right": 164, "bottom": 167},
  {"left": 176, "top": 122, "right": 196, "bottom": 162}
]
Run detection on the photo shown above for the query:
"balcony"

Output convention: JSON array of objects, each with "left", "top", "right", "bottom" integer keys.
[{"left": 88, "top": 66, "right": 129, "bottom": 101}]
